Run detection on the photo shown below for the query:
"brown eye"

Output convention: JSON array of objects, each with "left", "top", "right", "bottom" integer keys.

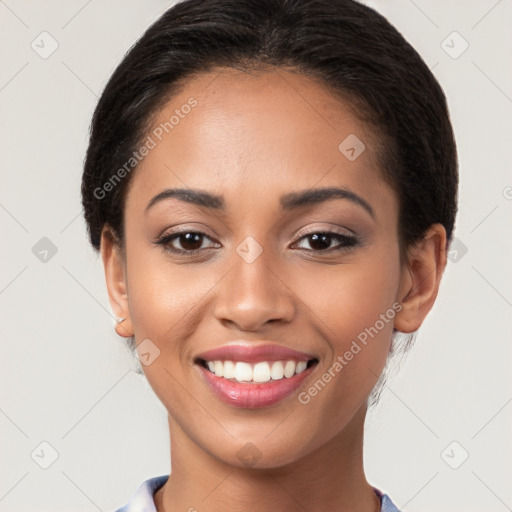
[
  {"left": 294, "top": 232, "right": 358, "bottom": 252},
  {"left": 155, "top": 231, "right": 218, "bottom": 254}
]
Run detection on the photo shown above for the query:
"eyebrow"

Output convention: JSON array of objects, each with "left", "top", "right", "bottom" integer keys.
[{"left": 145, "top": 186, "right": 375, "bottom": 219}]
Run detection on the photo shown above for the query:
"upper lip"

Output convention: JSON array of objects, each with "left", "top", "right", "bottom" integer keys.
[{"left": 195, "top": 342, "right": 317, "bottom": 363}]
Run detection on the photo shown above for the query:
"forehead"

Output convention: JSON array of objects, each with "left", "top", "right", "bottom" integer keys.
[{"left": 125, "top": 67, "right": 396, "bottom": 221}]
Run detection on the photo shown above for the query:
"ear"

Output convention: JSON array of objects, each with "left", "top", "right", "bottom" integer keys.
[
  {"left": 394, "top": 223, "right": 448, "bottom": 333},
  {"left": 100, "top": 225, "right": 134, "bottom": 338}
]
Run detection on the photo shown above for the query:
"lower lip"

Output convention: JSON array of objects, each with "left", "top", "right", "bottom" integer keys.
[{"left": 198, "top": 363, "right": 316, "bottom": 409}]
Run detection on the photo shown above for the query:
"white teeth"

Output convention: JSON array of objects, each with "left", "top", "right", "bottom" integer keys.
[
  {"left": 205, "top": 359, "right": 311, "bottom": 382},
  {"left": 214, "top": 360, "right": 224, "bottom": 377},
  {"left": 270, "top": 361, "right": 284, "bottom": 380},
  {"left": 296, "top": 361, "right": 307, "bottom": 374},
  {"left": 284, "top": 360, "right": 296, "bottom": 378},
  {"left": 223, "top": 360, "right": 236, "bottom": 379},
  {"left": 235, "top": 362, "right": 252, "bottom": 382},
  {"left": 253, "top": 362, "right": 271, "bottom": 383}
]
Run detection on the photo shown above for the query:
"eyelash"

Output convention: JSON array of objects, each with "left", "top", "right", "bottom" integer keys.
[{"left": 154, "top": 229, "right": 359, "bottom": 255}]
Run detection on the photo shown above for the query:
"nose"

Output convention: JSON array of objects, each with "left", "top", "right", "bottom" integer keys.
[{"left": 213, "top": 243, "right": 295, "bottom": 332}]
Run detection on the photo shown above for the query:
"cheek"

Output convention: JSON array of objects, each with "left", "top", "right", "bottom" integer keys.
[
  {"left": 263, "top": 254, "right": 401, "bottom": 454},
  {"left": 126, "top": 255, "right": 214, "bottom": 341},
  {"left": 123, "top": 249, "right": 209, "bottom": 401},
  {"left": 295, "top": 252, "right": 400, "bottom": 406},
  {"left": 303, "top": 252, "right": 400, "bottom": 342}
]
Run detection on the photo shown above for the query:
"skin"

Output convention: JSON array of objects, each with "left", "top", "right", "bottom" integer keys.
[{"left": 101, "top": 68, "right": 447, "bottom": 512}]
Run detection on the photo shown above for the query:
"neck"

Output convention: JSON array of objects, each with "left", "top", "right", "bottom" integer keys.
[{"left": 155, "top": 404, "right": 380, "bottom": 512}]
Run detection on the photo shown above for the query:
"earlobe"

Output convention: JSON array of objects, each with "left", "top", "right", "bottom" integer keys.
[
  {"left": 394, "top": 224, "right": 447, "bottom": 333},
  {"left": 100, "top": 226, "right": 134, "bottom": 338}
]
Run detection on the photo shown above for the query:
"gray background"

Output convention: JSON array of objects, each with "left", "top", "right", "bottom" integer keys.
[{"left": 1, "top": 1, "right": 511, "bottom": 511}]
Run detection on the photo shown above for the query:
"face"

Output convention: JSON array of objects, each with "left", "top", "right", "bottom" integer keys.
[{"left": 103, "top": 68, "right": 430, "bottom": 468}]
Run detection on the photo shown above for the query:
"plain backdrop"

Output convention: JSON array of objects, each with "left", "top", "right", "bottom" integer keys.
[{"left": 1, "top": 1, "right": 511, "bottom": 511}]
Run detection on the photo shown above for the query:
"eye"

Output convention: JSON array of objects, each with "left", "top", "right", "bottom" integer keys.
[
  {"left": 155, "top": 229, "right": 359, "bottom": 255},
  {"left": 293, "top": 231, "right": 358, "bottom": 252},
  {"left": 155, "top": 231, "right": 219, "bottom": 254}
]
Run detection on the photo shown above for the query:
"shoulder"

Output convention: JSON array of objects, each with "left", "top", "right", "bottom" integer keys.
[
  {"left": 113, "top": 474, "right": 169, "bottom": 512},
  {"left": 374, "top": 487, "right": 402, "bottom": 512},
  {"left": 374, "top": 487, "right": 403, "bottom": 512},
  {"left": 380, "top": 493, "right": 402, "bottom": 512},
  {"left": 112, "top": 477, "right": 401, "bottom": 512}
]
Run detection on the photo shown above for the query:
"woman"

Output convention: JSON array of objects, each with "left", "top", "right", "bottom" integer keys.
[{"left": 81, "top": 0, "right": 458, "bottom": 510}]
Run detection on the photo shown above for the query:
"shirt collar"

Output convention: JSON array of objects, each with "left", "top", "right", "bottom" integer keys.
[{"left": 116, "top": 475, "right": 401, "bottom": 512}]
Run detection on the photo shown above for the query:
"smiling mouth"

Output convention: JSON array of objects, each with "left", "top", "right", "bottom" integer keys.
[{"left": 196, "top": 358, "right": 319, "bottom": 384}]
